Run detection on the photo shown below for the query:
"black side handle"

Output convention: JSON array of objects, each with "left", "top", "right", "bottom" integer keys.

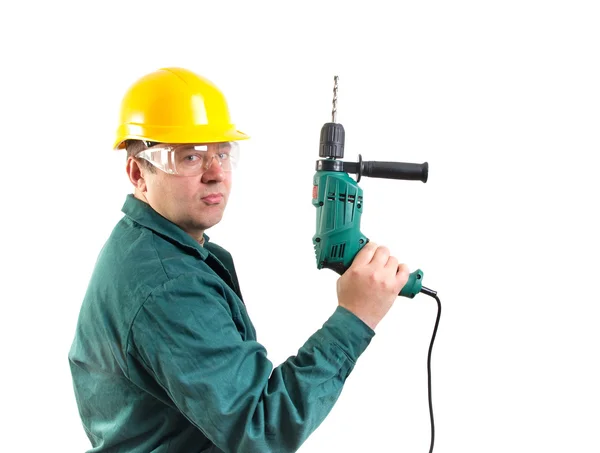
[{"left": 362, "top": 160, "right": 428, "bottom": 182}]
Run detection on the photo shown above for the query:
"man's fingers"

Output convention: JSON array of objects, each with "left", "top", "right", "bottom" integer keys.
[
  {"left": 351, "top": 241, "right": 378, "bottom": 267},
  {"left": 396, "top": 263, "right": 410, "bottom": 286},
  {"left": 371, "top": 246, "right": 390, "bottom": 267},
  {"left": 396, "top": 263, "right": 409, "bottom": 274},
  {"left": 385, "top": 256, "right": 399, "bottom": 273}
]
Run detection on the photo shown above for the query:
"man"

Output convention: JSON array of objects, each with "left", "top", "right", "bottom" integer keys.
[{"left": 69, "top": 67, "right": 409, "bottom": 453}]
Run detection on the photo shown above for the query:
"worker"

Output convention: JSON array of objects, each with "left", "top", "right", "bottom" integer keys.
[{"left": 68, "top": 67, "right": 410, "bottom": 453}]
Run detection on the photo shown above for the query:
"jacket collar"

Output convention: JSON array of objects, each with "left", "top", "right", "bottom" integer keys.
[{"left": 121, "top": 194, "right": 210, "bottom": 260}]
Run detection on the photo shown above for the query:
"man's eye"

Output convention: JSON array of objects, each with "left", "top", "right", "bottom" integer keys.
[
  {"left": 218, "top": 153, "right": 230, "bottom": 160},
  {"left": 183, "top": 154, "right": 201, "bottom": 162}
]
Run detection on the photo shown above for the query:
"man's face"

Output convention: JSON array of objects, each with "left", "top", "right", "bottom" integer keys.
[{"left": 134, "top": 144, "right": 233, "bottom": 239}]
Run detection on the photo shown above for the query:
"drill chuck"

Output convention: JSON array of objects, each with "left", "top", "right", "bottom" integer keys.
[{"left": 319, "top": 122, "right": 345, "bottom": 158}]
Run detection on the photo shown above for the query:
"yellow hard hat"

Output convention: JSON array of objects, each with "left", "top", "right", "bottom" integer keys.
[{"left": 113, "top": 67, "right": 249, "bottom": 150}]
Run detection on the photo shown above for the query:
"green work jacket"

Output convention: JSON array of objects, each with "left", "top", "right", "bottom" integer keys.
[{"left": 69, "top": 194, "right": 375, "bottom": 453}]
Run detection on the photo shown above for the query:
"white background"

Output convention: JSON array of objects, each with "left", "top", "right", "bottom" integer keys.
[{"left": 1, "top": 0, "right": 599, "bottom": 452}]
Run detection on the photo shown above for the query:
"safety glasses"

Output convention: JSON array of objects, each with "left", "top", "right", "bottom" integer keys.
[{"left": 135, "top": 142, "right": 240, "bottom": 176}]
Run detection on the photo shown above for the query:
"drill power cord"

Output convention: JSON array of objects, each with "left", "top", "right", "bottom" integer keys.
[{"left": 420, "top": 286, "right": 441, "bottom": 453}]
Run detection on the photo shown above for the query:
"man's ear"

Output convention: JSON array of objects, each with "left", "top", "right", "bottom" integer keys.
[{"left": 126, "top": 157, "right": 147, "bottom": 192}]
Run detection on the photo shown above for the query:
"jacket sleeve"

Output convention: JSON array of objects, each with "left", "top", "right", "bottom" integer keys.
[{"left": 128, "top": 272, "right": 374, "bottom": 453}]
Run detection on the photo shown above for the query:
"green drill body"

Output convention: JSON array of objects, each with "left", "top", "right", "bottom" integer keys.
[{"left": 312, "top": 169, "right": 424, "bottom": 299}]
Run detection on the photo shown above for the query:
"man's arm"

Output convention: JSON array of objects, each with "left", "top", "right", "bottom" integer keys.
[{"left": 128, "top": 272, "right": 374, "bottom": 453}]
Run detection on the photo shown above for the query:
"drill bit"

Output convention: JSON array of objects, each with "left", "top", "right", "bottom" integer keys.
[{"left": 332, "top": 76, "right": 339, "bottom": 123}]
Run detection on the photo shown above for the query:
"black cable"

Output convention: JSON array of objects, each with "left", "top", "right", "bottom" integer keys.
[{"left": 420, "top": 286, "right": 441, "bottom": 453}]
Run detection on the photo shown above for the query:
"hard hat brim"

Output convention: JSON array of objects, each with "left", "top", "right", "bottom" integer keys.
[{"left": 113, "top": 124, "right": 249, "bottom": 150}]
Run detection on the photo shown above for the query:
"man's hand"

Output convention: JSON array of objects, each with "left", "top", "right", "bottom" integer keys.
[{"left": 337, "top": 242, "right": 410, "bottom": 330}]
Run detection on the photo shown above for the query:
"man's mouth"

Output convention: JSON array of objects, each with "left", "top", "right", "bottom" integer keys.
[{"left": 201, "top": 193, "right": 224, "bottom": 204}]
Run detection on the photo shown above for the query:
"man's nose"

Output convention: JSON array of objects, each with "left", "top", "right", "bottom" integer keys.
[{"left": 201, "top": 155, "right": 224, "bottom": 183}]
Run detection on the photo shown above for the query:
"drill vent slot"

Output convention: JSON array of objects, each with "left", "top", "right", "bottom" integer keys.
[
  {"left": 330, "top": 243, "right": 346, "bottom": 259},
  {"left": 348, "top": 194, "right": 355, "bottom": 203}
]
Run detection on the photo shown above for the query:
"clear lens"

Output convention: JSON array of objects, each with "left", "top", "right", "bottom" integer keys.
[{"left": 136, "top": 142, "right": 240, "bottom": 176}]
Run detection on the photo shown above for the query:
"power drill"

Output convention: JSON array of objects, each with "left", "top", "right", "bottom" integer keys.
[
  {"left": 312, "top": 76, "right": 435, "bottom": 298},
  {"left": 312, "top": 76, "right": 441, "bottom": 453}
]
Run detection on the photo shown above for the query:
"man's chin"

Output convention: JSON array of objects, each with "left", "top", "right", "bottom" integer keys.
[{"left": 197, "top": 213, "right": 224, "bottom": 231}]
